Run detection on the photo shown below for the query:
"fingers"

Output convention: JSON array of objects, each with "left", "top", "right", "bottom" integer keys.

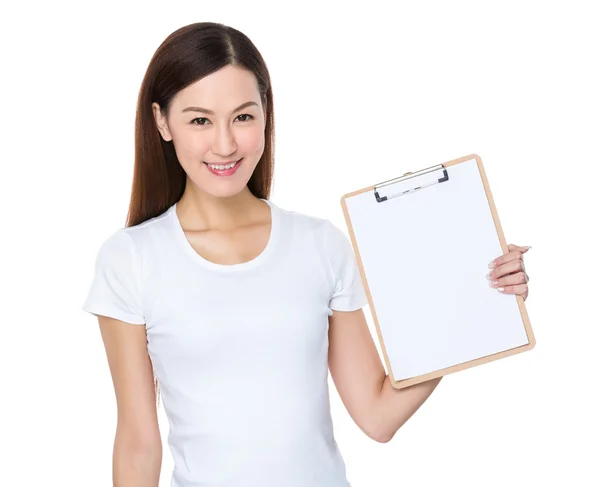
[
  {"left": 488, "top": 243, "right": 531, "bottom": 299},
  {"left": 487, "top": 258, "right": 523, "bottom": 280},
  {"left": 491, "top": 247, "right": 528, "bottom": 269},
  {"left": 488, "top": 271, "right": 528, "bottom": 289},
  {"left": 495, "top": 283, "right": 528, "bottom": 297}
]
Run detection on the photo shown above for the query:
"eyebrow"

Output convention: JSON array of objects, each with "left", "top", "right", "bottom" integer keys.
[{"left": 181, "top": 101, "right": 259, "bottom": 115}]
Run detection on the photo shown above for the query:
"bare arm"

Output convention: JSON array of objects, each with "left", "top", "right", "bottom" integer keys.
[
  {"left": 98, "top": 316, "right": 162, "bottom": 486},
  {"left": 328, "top": 308, "right": 442, "bottom": 443}
]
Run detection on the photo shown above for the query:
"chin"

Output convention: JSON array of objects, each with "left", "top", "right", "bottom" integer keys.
[
  {"left": 211, "top": 187, "right": 250, "bottom": 198},
  {"left": 194, "top": 179, "right": 252, "bottom": 199}
]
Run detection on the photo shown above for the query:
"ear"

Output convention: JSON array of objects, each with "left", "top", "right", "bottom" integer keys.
[{"left": 152, "top": 102, "right": 173, "bottom": 142}]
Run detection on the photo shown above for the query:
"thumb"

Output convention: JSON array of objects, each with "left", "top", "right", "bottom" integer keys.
[{"left": 508, "top": 244, "right": 531, "bottom": 254}]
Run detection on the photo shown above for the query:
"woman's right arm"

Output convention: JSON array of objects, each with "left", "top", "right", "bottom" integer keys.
[{"left": 98, "top": 315, "right": 162, "bottom": 487}]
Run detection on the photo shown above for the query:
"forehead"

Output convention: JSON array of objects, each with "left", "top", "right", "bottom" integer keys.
[{"left": 173, "top": 65, "right": 260, "bottom": 109}]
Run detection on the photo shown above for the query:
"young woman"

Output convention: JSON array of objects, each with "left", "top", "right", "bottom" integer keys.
[{"left": 82, "top": 21, "right": 531, "bottom": 487}]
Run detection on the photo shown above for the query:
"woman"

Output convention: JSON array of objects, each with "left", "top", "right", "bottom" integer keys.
[{"left": 82, "top": 21, "right": 531, "bottom": 487}]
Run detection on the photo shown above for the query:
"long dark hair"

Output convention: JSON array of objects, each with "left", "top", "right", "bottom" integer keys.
[
  {"left": 126, "top": 21, "right": 275, "bottom": 228},
  {"left": 124, "top": 22, "right": 276, "bottom": 407}
]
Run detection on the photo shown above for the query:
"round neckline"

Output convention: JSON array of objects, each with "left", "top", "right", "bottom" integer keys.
[{"left": 169, "top": 198, "right": 279, "bottom": 272}]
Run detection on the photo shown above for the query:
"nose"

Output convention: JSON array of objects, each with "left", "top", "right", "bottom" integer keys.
[{"left": 212, "top": 122, "right": 237, "bottom": 157}]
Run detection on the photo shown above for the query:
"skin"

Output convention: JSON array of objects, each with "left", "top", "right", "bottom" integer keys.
[{"left": 98, "top": 65, "right": 532, "bottom": 487}]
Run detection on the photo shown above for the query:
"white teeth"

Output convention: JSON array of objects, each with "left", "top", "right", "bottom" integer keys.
[{"left": 207, "top": 161, "right": 238, "bottom": 170}]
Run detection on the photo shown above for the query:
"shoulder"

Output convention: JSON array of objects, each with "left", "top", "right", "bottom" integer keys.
[
  {"left": 272, "top": 201, "right": 339, "bottom": 238},
  {"left": 92, "top": 228, "right": 139, "bottom": 274},
  {"left": 271, "top": 201, "right": 353, "bottom": 268},
  {"left": 104, "top": 205, "right": 174, "bottom": 250},
  {"left": 94, "top": 205, "right": 173, "bottom": 266}
]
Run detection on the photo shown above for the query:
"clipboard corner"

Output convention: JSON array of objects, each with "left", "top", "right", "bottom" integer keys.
[
  {"left": 525, "top": 334, "right": 537, "bottom": 351},
  {"left": 340, "top": 192, "right": 350, "bottom": 209},
  {"left": 466, "top": 152, "right": 482, "bottom": 164},
  {"left": 340, "top": 185, "right": 375, "bottom": 206}
]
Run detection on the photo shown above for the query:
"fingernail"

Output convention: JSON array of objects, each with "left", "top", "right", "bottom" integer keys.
[
  {"left": 486, "top": 272, "right": 493, "bottom": 280},
  {"left": 497, "top": 287, "right": 505, "bottom": 292},
  {"left": 488, "top": 260, "right": 496, "bottom": 269},
  {"left": 522, "top": 246, "right": 532, "bottom": 250},
  {"left": 489, "top": 280, "right": 499, "bottom": 287}
]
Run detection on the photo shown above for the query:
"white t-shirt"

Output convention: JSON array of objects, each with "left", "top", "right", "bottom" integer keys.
[{"left": 82, "top": 198, "right": 368, "bottom": 487}]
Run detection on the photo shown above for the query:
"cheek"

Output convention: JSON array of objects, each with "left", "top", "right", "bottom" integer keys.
[
  {"left": 173, "top": 133, "right": 208, "bottom": 158},
  {"left": 238, "top": 126, "right": 265, "bottom": 154},
  {"left": 170, "top": 135, "right": 211, "bottom": 175}
]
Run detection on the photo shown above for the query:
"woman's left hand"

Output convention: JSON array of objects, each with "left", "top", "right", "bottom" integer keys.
[{"left": 487, "top": 244, "right": 531, "bottom": 301}]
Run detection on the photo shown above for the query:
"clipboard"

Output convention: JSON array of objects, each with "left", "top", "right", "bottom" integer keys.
[{"left": 340, "top": 154, "right": 535, "bottom": 390}]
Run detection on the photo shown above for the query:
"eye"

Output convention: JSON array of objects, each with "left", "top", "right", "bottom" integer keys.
[
  {"left": 190, "top": 114, "right": 254, "bottom": 126},
  {"left": 236, "top": 113, "right": 254, "bottom": 122},
  {"left": 190, "top": 117, "right": 209, "bottom": 126}
]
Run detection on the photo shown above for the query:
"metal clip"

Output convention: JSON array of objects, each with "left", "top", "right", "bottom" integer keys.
[{"left": 374, "top": 164, "right": 449, "bottom": 202}]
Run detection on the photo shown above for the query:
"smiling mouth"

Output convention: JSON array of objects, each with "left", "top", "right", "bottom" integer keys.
[
  {"left": 203, "top": 158, "right": 242, "bottom": 169},
  {"left": 203, "top": 158, "right": 243, "bottom": 175}
]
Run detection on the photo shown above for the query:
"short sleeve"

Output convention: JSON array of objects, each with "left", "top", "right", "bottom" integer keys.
[
  {"left": 82, "top": 229, "right": 145, "bottom": 325},
  {"left": 324, "top": 220, "right": 368, "bottom": 315}
]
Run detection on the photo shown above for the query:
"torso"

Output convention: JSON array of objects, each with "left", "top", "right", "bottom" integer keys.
[{"left": 120, "top": 199, "right": 356, "bottom": 487}]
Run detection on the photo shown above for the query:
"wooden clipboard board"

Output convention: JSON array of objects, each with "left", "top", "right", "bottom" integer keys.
[{"left": 340, "top": 154, "right": 535, "bottom": 390}]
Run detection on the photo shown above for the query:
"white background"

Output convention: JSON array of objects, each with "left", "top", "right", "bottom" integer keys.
[{"left": 1, "top": 1, "right": 598, "bottom": 486}]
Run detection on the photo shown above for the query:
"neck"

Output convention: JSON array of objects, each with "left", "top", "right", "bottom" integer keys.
[{"left": 176, "top": 185, "right": 267, "bottom": 232}]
